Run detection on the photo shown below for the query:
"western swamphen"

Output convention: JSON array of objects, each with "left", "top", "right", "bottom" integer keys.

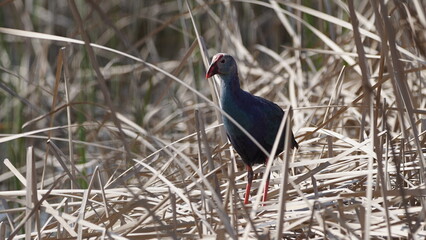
[{"left": 206, "top": 53, "right": 298, "bottom": 204}]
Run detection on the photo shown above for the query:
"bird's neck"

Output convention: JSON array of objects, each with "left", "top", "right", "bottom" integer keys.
[
  {"left": 219, "top": 73, "right": 243, "bottom": 110},
  {"left": 220, "top": 73, "right": 241, "bottom": 94}
]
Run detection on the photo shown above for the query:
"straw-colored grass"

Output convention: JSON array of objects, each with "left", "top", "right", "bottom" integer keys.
[{"left": 0, "top": 0, "right": 425, "bottom": 239}]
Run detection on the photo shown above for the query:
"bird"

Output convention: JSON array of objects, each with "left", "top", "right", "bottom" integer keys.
[{"left": 206, "top": 53, "right": 298, "bottom": 204}]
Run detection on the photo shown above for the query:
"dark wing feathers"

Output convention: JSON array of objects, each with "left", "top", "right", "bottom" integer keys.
[{"left": 223, "top": 89, "right": 297, "bottom": 166}]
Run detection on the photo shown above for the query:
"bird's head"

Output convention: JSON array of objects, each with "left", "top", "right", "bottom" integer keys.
[{"left": 205, "top": 53, "right": 237, "bottom": 79}]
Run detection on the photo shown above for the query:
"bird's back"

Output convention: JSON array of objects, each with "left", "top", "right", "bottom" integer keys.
[{"left": 221, "top": 89, "right": 297, "bottom": 166}]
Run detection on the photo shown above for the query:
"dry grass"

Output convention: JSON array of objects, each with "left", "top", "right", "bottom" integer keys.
[{"left": 0, "top": 0, "right": 426, "bottom": 239}]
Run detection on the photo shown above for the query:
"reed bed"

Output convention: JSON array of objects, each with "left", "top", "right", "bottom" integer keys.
[{"left": 0, "top": 0, "right": 425, "bottom": 239}]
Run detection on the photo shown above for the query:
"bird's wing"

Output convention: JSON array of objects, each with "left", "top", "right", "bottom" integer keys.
[{"left": 242, "top": 93, "right": 286, "bottom": 149}]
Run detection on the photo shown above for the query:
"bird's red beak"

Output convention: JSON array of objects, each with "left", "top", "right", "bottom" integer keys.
[
  {"left": 205, "top": 54, "right": 224, "bottom": 78},
  {"left": 206, "top": 62, "right": 218, "bottom": 78}
]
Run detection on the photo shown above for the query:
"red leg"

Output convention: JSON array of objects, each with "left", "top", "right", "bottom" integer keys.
[
  {"left": 262, "top": 172, "right": 270, "bottom": 202},
  {"left": 262, "top": 158, "right": 270, "bottom": 203},
  {"left": 244, "top": 165, "right": 254, "bottom": 204}
]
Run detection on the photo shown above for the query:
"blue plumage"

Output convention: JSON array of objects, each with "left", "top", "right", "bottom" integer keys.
[
  {"left": 206, "top": 53, "right": 298, "bottom": 204},
  {"left": 222, "top": 89, "right": 298, "bottom": 166}
]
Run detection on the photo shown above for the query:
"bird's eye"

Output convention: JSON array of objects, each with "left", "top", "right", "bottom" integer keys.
[{"left": 220, "top": 59, "right": 225, "bottom": 63}]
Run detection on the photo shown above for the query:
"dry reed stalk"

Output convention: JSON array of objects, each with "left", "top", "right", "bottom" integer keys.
[{"left": 0, "top": 1, "right": 425, "bottom": 239}]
